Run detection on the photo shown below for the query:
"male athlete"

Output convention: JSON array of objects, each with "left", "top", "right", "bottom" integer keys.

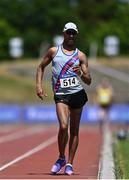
[{"left": 36, "top": 22, "right": 91, "bottom": 175}]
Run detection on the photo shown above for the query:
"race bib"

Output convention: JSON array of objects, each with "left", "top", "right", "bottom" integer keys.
[{"left": 60, "top": 77, "right": 79, "bottom": 88}]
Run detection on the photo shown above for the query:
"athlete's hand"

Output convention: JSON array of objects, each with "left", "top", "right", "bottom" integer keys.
[
  {"left": 36, "top": 86, "right": 47, "bottom": 100},
  {"left": 72, "top": 65, "right": 82, "bottom": 76}
]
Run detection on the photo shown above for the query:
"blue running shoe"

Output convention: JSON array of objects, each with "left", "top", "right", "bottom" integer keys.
[
  {"left": 64, "top": 163, "right": 74, "bottom": 175},
  {"left": 51, "top": 158, "right": 66, "bottom": 174}
]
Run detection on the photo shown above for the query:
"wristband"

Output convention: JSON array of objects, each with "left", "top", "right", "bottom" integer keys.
[{"left": 79, "top": 70, "right": 83, "bottom": 77}]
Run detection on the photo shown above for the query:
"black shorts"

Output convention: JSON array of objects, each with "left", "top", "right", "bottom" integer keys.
[{"left": 54, "top": 89, "right": 88, "bottom": 109}]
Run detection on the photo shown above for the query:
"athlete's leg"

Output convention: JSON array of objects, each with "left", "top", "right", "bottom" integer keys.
[
  {"left": 98, "top": 107, "right": 105, "bottom": 134},
  {"left": 56, "top": 103, "right": 70, "bottom": 158},
  {"left": 68, "top": 107, "right": 83, "bottom": 164}
]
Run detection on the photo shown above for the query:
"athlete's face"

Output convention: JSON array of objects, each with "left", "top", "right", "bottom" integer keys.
[{"left": 63, "top": 29, "right": 77, "bottom": 45}]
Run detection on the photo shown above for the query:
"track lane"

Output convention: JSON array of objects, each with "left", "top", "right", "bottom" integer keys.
[
  {"left": 0, "top": 125, "right": 57, "bottom": 166},
  {"left": 0, "top": 126, "right": 45, "bottom": 144},
  {"left": 0, "top": 125, "right": 102, "bottom": 179},
  {"left": 0, "top": 125, "right": 25, "bottom": 136}
]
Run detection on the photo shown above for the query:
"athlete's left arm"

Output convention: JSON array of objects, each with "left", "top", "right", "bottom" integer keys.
[{"left": 79, "top": 51, "right": 91, "bottom": 85}]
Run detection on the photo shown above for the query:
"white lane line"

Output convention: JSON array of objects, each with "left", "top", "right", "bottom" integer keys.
[
  {"left": 91, "top": 63, "right": 129, "bottom": 83},
  {"left": 98, "top": 125, "right": 115, "bottom": 179},
  {"left": 0, "top": 127, "right": 44, "bottom": 144},
  {"left": 0, "top": 126, "right": 19, "bottom": 133},
  {"left": 0, "top": 135, "right": 57, "bottom": 172}
]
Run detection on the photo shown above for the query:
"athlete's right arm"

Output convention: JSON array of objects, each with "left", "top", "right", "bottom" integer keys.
[{"left": 36, "top": 47, "right": 56, "bottom": 100}]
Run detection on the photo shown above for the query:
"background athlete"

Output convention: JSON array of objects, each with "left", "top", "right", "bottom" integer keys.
[
  {"left": 94, "top": 77, "right": 114, "bottom": 133},
  {"left": 36, "top": 22, "right": 91, "bottom": 175}
]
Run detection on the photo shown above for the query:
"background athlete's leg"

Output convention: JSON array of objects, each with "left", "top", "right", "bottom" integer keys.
[
  {"left": 68, "top": 107, "right": 83, "bottom": 164},
  {"left": 56, "top": 103, "right": 69, "bottom": 158}
]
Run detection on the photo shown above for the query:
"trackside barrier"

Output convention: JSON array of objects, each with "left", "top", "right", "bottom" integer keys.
[
  {"left": 0, "top": 104, "right": 21, "bottom": 123},
  {"left": 23, "top": 105, "right": 57, "bottom": 123},
  {"left": 0, "top": 104, "right": 129, "bottom": 123}
]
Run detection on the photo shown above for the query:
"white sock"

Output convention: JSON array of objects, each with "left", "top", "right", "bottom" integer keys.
[{"left": 66, "top": 163, "right": 73, "bottom": 167}]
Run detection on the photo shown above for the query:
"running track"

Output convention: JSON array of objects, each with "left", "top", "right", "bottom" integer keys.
[{"left": 0, "top": 124, "right": 102, "bottom": 179}]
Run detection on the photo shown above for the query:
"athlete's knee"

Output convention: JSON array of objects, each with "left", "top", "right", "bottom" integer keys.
[{"left": 59, "top": 123, "right": 68, "bottom": 132}]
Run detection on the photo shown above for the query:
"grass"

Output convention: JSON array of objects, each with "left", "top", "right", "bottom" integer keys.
[
  {"left": 0, "top": 74, "right": 53, "bottom": 104},
  {"left": 113, "top": 135, "right": 129, "bottom": 179},
  {"left": 0, "top": 59, "right": 53, "bottom": 104},
  {"left": 0, "top": 57, "right": 129, "bottom": 104}
]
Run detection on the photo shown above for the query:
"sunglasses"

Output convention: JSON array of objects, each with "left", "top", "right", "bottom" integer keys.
[{"left": 66, "top": 30, "right": 77, "bottom": 35}]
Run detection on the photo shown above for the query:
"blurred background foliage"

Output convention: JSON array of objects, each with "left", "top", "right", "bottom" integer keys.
[{"left": 0, "top": 0, "right": 129, "bottom": 59}]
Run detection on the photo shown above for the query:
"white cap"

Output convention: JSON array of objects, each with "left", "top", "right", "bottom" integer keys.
[{"left": 63, "top": 22, "right": 78, "bottom": 33}]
